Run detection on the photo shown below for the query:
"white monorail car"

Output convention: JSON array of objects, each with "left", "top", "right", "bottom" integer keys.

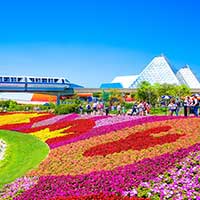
[
  {"left": 26, "top": 76, "right": 70, "bottom": 91},
  {"left": 0, "top": 76, "right": 26, "bottom": 90},
  {"left": 0, "top": 75, "right": 71, "bottom": 91}
]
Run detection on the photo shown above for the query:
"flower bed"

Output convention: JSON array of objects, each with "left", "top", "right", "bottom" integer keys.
[{"left": 0, "top": 113, "right": 199, "bottom": 199}]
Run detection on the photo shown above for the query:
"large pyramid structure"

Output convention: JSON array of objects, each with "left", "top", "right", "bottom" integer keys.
[
  {"left": 130, "top": 55, "right": 180, "bottom": 88},
  {"left": 176, "top": 65, "right": 200, "bottom": 89},
  {"left": 102, "top": 55, "right": 200, "bottom": 89}
]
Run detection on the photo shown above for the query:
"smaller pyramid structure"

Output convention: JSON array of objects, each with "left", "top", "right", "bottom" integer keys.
[
  {"left": 130, "top": 55, "right": 180, "bottom": 88},
  {"left": 111, "top": 75, "right": 138, "bottom": 88},
  {"left": 176, "top": 65, "right": 200, "bottom": 89}
]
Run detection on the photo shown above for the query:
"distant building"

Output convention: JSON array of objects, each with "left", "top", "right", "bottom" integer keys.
[
  {"left": 100, "top": 55, "right": 200, "bottom": 89},
  {"left": 176, "top": 65, "right": 200, "bottom": 89},
  {"left": 100, "top": 82, "right": 123, "bottom": 89},
  {"left": 111, "top": 75, "right": 139, "bottom": 88},
  {"left": 130, "top": 55, "right": 180, "bottom": 88}
]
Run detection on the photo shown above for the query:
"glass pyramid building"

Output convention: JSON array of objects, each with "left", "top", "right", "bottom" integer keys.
[
  {"left": 130, "top": 55, "right": 180, "bottom": 88},
  {"left": 176, "top": 65, "right": 200, "bottom": 89},
  {"left": 101, "top": 55, "right": 200, "bottom": 89}
]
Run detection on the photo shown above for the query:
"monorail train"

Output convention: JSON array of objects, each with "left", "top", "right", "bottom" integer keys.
[{"left": 0, "top": 75, "right": 71, "bottom": 92}]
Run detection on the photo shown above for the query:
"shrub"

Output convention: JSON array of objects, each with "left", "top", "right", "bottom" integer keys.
[
  {"left": 54, "top": 104, "right": 77, "bottom": 114},
  {"left": 122, "top": 102, "right": 134, "bottom": 110},
  {"left": 150, "top": 107, "right": 167, "bottom": 115}
]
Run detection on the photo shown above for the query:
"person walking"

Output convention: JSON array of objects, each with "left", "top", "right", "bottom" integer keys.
[
  {"left": 122, "top": 106, "right": 126, "bottom": 116},
  {"left": 79, "top": 104, "right": 83, "bottom": 115},
  {"left": 175, "top": 98, "right": 181, "bottom": 116},
  {"left": 92, "top": 102, "right": 97, "bottom": 115},
  {"left": 117, "top": 104, "right": 121, "bottom": 115},
  {"left": 86, "top": 103, "right": 91, "bottom": 115},
  {"left": 138, "top": 101, "right": 144, "bottom": 116},
  {"left": 131, "top": 103, "right": 138, "bottom": 116},
  {"left": 168, "top": 100, "right": 177, "bottom": 116},
  {"left": 105, "top": 104, "right": 109, "bottom": 116},
  {"left": 192, "top": 96, "right": 199, "bottom": 117},
  {"left": 183, "top": 96, "right": 190, "bottom": 117}
]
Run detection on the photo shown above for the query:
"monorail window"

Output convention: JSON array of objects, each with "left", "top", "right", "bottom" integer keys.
[
  {"left": 36, "top": 78, "right": 41, "bottom": 83},
  {"left": 42, "top": 78, "right": 47, "bottom": 83},
  {"left": 0, "top": 77, "right": 2, "bottom": 82},
  {"left": 54, "top": 79, "right": 59, "bottom": 83},
  {"left": 11, "top": 77, "right": 17, "bottom": 82},
  {"left": 17, "top": 78, "right": 22, "bottom": 82},
  {"left": 30, "top": 78, "right": 35, "bottom": 82},
  {"left": 49, "top": 79, "right": 53, "bottom": 83},
  {"left": 4, "top": 77, "right": 10, "bottom": 82},
  {"left": 62, "top": 79, "right": 64, "bottom": 83}
]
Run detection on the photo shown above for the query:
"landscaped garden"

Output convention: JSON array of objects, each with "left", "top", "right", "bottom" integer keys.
[{"left": 0, "top": 112, "right": 199, "bottom": 199}]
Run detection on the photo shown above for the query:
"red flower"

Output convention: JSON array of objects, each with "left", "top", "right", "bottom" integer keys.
[
  {"left": 84, "top": 126, "right": 185, "bottom": 157},
  {"left": 46, "top": 119, "right": 95, "bottom": 146}
]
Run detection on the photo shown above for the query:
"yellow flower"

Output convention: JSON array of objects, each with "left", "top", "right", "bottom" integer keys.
[
  {"left": 0, "top": 113, "right": 45, "bottom": 126},
  {"left": 30, "top": 126, "right": 72, "bottom": 142}
]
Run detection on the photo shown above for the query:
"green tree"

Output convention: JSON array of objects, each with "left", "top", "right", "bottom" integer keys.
[
  {"left": 93, "top": 92, "right": 101, "bottom": 98},
  {"left": 158, "top": 83, "right": 178, "bottom": 97},
  {"left": 176, "top": 84, "right": 191, "bottom": 98},
  {"left": 135, "top": 81, "right": 157, "bottom": 106},
  {"left": 101, "top": 90, "right": 110, "bottom": 102},
  {"left": 109, "top": 89, "right": 123, "bottom": 104}
]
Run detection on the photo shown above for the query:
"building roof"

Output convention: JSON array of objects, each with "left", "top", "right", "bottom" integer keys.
[
  {"left": 100, "top": 83, "right": 123, "bottom": 89},
  {"left": 111, "top": 75, "right": 139, "bottom": 88},
  {"left": 176, "top": 65, "right": 200, "bottom": 89}
]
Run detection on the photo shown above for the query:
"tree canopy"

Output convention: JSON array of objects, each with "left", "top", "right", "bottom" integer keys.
[{"left": 135, "top": 81, "right": 191, "bottom": 106}]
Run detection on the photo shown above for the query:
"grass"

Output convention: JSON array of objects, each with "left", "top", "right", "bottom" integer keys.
[{"left": 0, "top": 130, "right": 49, "bottom": 188}]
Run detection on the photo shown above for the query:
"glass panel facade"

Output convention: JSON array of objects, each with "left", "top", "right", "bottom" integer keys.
[
  {"left": 130, "top": 56, "right": 180, "bottom": 88},
  {"left": 176, "top": 66, "right": 200, "bottom": 89}
]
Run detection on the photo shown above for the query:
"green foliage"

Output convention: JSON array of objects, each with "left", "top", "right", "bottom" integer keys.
[
  {"left": 92, "top": 92, "right": 101, "bottom": 98},
  {"left": 176, "top": 84, "right": 191, "bottom": 97},
  {"left": 0, "top": 100, "right": 13, "bottom": 108},
  {"left": 150, "top": 107, "right": 168, "bottom": 115},
  {"left": 137, "top": 186, "right": 151, "bottom": 198},
  {"left": 109, "top": 89, "right": 123, "bottom": 103},
  {"left": 62, "top": 98, "right": 81, "bottom": 105},
  {"left": 54, "top": 104, "right": 77, "bottom": 114},
  {"left": 0, "top": 100, "right": 56, "bottom": 112},
  {"left": 135, "top": 81, "right": 158, "bottom": 106},
  {"left": 152, "top": 83, "right": 190, "bottom": 100},
  {"left": 109, "top": 110, "right": 118, "bottom": 114},
  {"left": 122, "top": 102, "right": 134, "bottom": 110},
  {"left": 151, "top": 194, "right": 161, "bottom": 200},
  {"left": 130, "top": 92, "right": 136, "bottom": 99},
  {"left": 102, "top": 90, "right": 110, "bottom": 101},
  {"left": 136, "top": 81, "right": 191, "bottom": 106},
  {"left": 39, "top": 102, "right": 56, "bottom": 111},
  {"left": 0, "top": 130, "right": 49, "bottom": 188}
]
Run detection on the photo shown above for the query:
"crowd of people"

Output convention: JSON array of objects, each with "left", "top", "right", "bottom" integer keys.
[
  {"left": 78, "top": 95, "right": 199, "bottom": 117},
  {"left": 79, "top": 101, "right": 108, "bottom": 115},
  {"left": 168, "top": 95, "right": 199, "bottom": 116},
  {"left": 79, "top": 101, "right": 151, "bottom": 116},
  {"left": 129, "top": 101, "right": 150, "bottom": 116}
]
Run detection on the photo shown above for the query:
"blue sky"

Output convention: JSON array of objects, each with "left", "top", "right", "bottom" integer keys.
[{"left": 0, "top": 0, "right": 200, "bottom": 87}]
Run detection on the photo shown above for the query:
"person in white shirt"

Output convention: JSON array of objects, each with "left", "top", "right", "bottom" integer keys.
[
  {"left": 117, "top": 104, "right": 121, "bottom": 115},
  {"left": 168, "top": 100, "right": 177, "bottom": 116}
]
